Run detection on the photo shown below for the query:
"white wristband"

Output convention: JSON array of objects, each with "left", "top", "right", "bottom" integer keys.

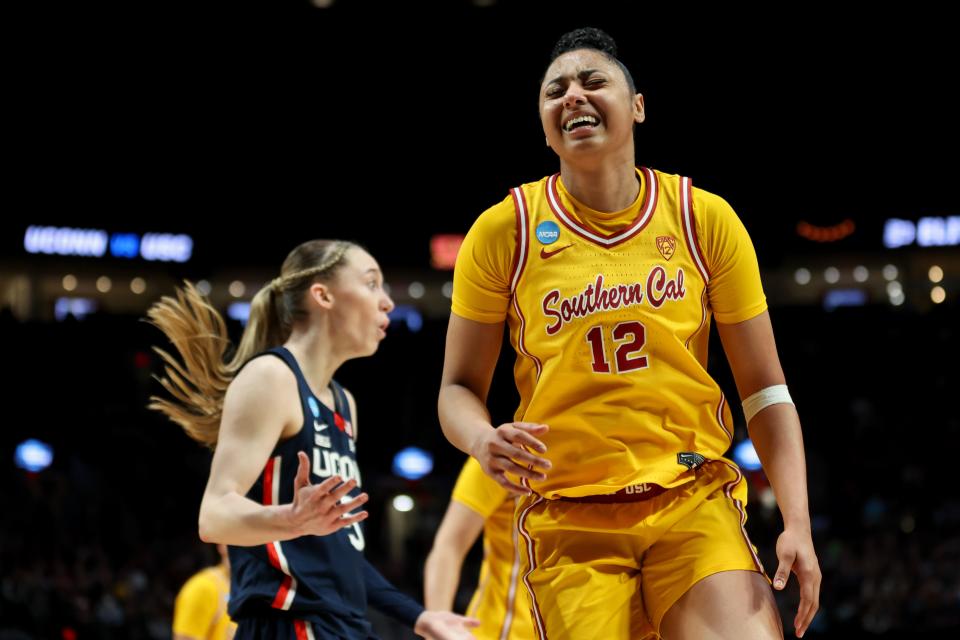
[{"left": 742, "top": 384, "right": 794, "bottom": 423}]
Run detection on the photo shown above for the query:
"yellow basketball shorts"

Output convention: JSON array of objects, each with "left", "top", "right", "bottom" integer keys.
[
  {"left": 466, "top": 561, "right": 534, "bottom": 640},
  {"left": 514, "top": 459, "right": 767, "bottom": 639}
]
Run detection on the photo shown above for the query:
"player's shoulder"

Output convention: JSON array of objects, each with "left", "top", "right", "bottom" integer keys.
[
  {"left": 470, "top": 194, "right": 517, "bottom": 238},
  {"left": 674, "top": 177, "right": 737, "bottom": 224},
  {"left": 226, "top": 353, "right": 298, "bottom": 411},
  {"left": 235, "top": 352, "right": 295, "bottom": 387},
  {"left": 690, "top": 185, "right": 732, "bottom": 209}
]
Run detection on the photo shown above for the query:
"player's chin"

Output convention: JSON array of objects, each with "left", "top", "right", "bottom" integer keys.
[
  {"left": 559, "top": 137, "right": 607, "bottom": 158},
  {"left": 363, "top": 337, "right": 382, "bottom": 356},
  {"left": 346, "top": 336, "right": 381, "bottom": 359},
  {"left": 567, "top": 132, "right": 606, "bottom": 148}
]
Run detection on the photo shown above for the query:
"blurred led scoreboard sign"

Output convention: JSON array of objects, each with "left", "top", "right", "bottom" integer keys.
[
  {"left": 23, "top": 225, "right": 193, "bottom": 262},
  {"left": 883, "top": 216, "right": 960, "bottom": 249}
]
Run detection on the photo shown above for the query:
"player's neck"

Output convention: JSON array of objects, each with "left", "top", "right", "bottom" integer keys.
[
  {"left": 284, "top": 327, "right": 341, "bottom": 397},
  {"left": 559, "top": 156, "right": 639, "bottom": 213}
]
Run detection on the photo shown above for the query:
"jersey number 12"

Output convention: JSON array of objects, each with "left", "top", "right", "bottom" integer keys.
[{"left": 585, "top": 321, "right": 649, "bottom": 373}]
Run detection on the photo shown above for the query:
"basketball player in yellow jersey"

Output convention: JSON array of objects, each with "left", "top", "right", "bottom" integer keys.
[
  {"left": 438, "top": 27, "right": 821, "bottom": 640},
  {"left": 173, "top": 544, "right": 236, "bottom": 640},
  {"left": 424, "top": 459, "right": 532, "bottom": 640}
]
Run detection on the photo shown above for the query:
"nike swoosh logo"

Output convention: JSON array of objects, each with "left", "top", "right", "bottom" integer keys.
[
  {"left": 540, "top": 244, "right": 573, "bottom": 259},
  {"left": 314, "top": 420, "right": 329, "bottom": 432}
]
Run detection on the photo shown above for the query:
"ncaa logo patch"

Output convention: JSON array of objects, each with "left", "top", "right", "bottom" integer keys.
[
  {"left": 536, "top": 221, "right": 561, "bottom": 245},
  {"left": 308, "top": 396, "right": 321, "bottom": 419}
]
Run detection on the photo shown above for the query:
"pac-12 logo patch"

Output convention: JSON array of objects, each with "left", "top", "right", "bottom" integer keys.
[
  {"left": 536, "top": 221, "right": 561, "bottom": 245},
  {"left": 677, "top": 452, "right": 706, "bottom": 470},
  {"left": 656, "top": 235, "right": 677, "bottom": 260}
]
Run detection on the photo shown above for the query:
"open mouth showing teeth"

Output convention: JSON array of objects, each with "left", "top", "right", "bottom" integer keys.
[{"left": 563, "top": 115, "right": 599, "bottom": 132}]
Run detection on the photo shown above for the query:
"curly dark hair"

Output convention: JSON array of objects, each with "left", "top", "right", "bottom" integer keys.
[{"left": 547, "top": 27, "right": 636, "bottom": 95}]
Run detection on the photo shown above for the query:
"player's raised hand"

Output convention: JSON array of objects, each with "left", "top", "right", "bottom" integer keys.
[{"left": 287, "top": 451, "right": 368, "bottom": 536}]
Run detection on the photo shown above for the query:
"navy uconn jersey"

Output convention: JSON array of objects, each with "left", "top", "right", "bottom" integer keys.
[{"left": 228, "top": 347, "right": 373, "bottom": 636}]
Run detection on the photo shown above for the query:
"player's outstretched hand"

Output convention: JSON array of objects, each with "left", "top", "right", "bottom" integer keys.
[{"left": 287, "top": 451, "right": 368, "bottom": 536}]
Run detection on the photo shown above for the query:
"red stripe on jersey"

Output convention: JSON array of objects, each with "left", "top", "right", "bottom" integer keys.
[
  {"left": 685, "top": 288, "right": 709, "bottom": 351},
  {"left": 262, "top": 457, "right": 283, "bottom": 569},
  {"left": 272, "top": 575, "right": 294, "bottom": 610},
  {"left": 680, "top": 177, "right": 710, "bottom": 283},
  {"left": 513, "top": 296, "right": 543, "bottom": 379},
  {"left": 510, "top": 187, "right": 527, "bottom": 291},
  {"left": 509, "top": 186, "right": 541, "bottom": 377},
  {"left": 263, "top": 457, "right": 276, "bottom": 506},
  {"left": 294, "top": 619, "right": 310, "bottom": 640},
  {"left": 266, "top": 541, "right": 282, "bottom": 571},
  {"left": 715, "top": 460, "right": 765, "bottom": 573},
  {"left": 498, "top": 524, "right": 523, "bottom": 640},
  {"left": 717, "top": 393, "right": 732, "bottom": 442},
  {"left": 262, "top": 456, "right": 283, "bottom": 570},
  {"left": 260, "top": 457, "right": 297, "bottom": 608},
  {"left": 517, "top": 496, "right": 548, "bottom": 640},
  {"left": 513, "top": 187, "right": 531, "bottom": 290}
]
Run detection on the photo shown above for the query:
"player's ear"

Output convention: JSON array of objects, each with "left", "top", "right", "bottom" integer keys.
[
  {"left": 308, "top": 282, "right": 334, "bottom": 309},
  {"left": 634, "top": 93, "right": 645, "bottom": 124}
]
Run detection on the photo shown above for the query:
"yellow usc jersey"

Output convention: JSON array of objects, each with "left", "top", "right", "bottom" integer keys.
[
  {"left": 452, "top": 168, "right": 766, "bottom": 499},
  {"left": 173, "top": 564, "right": 236, "bottom": 640},
  {"left": 452, "top": 458, "right": 532, "bottom": 640}
]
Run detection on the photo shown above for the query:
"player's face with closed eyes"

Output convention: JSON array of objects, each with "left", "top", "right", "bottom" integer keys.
[{"left": 540, "top": 49, "right": 644, "bottom": 160}]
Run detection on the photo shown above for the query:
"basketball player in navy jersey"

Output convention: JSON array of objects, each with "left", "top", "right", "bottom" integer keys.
[{"left": 149, "top": 240, "right": 479, "bottom": 639}]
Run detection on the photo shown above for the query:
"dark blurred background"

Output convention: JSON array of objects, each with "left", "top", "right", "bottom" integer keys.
[{"left": 2, "top": 1, "right": 958, "bottom": 638}]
